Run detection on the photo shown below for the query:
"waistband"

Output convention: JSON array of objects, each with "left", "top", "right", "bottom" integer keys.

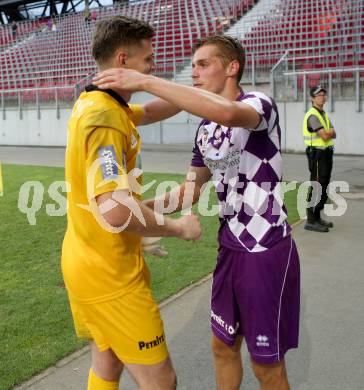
[{"left": 306, "top": 146, "right": 334, "bottom": 151}]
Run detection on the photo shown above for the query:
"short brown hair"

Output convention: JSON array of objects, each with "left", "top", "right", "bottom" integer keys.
[
  {"left": 192, "top": 35, "right": 245, "bottom": 83},
  {"left": 92, "top": 16, "right": 154, "bottom": 65}
]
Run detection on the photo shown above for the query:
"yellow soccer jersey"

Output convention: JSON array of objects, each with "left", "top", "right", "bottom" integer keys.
[{"left": 61, "top": 88, "right": 148, "bottom": 304}]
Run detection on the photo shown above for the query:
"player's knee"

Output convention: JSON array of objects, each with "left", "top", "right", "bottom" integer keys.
[
  {"left": 139, "top": 367, "right": 177, "bottom": 390},
  {"left": 92, "top": 361, "right": 122, "bottom": 381},
  {"left": 165, "top": 369, "right": 177, "bottom": 389},
  {"left": 91, "top": 348, "right": 123, "bottom": 380},
  {"left": 156, "top": 365, "right": 177, "bottom": 390},
  {"left": 211, "top": 336, "right": 241, "bottom": 362},
  {"left": 251, "top": 359, "right": 286, "bottom": 385}
]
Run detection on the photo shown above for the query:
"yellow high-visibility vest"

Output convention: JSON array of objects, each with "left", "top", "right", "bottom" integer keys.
[{"left": 303, "top": 107, "right": 334, "bottom": 148}]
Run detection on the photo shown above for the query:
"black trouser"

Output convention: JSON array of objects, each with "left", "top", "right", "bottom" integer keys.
[{"left": 306, "top": 146, "right": 333, "bottom": 223}]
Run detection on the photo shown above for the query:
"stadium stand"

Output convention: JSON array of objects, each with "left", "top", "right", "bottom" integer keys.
[
  {"left": 0, "top": 19, "right": 46, "bottom": 47},
  {"left": 0, "top": 1, "right": 254, "bottom": 94},
  {"left": 239, "top": 0, "right": 364, "bottom": 82},
  {"left": 0, "top": 0, "right": 363, "bottom": 104}
]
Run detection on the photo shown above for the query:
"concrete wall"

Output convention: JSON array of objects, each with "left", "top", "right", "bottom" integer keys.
[
  {"left": 1, "top": 92, "right": 363, "bottom": 155},
  {"left": 0, "top": 107, "right": 69, "bottom": 146},
  {"left": 276, "top": 101, "right": 364, "bottom": 155}
]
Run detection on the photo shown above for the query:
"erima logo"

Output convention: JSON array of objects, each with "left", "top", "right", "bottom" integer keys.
[
  {"left": 98, "top": 146, "right": 118, "bottom": 179},
  {"left": 138, "top": 334, "right": 165, "bottom": 351},
  {"left": 256, "top": 335, "right": 269, "bottom": 347}
]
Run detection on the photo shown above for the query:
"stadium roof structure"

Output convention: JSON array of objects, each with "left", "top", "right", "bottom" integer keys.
[{"left": 0, "top": 0, "right": 119, "bottom": 23}]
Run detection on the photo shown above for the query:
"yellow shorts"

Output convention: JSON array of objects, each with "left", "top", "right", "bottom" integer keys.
[{"left": 69, "top": 284, "right": 168, "bottom": 365}]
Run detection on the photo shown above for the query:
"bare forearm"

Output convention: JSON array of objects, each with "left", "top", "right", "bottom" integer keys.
[
  {"left": 143, "top": 184, "right": 192, "bottom": 215},
  {"left": 319, "top": 128, "right": 336, "bottom": 141},
  {"left": 99, "top": 193, "right": 182, "bottom": 237},
  {"left": 93, "top": 68, "right": 260, "bottom": 128},
  {"left": 142, "top": 76, "right": 234, "bottom": 125},
  {"left": 141, "top": 98, "right": 181, "bottom": 125},
  {"left": 144, "top": 183, "right": 197, "bottom": 215},
  {"left": 97, "top": 188, "right": 202, "bottom": 241},
  {"left": 126, "top": 201, "right": 182, "bottom": 237},
  {"left": 325, "top": 130, "right": 336, "bottom": 140}
]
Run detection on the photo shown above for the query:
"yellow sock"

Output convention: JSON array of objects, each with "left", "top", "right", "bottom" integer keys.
[{"left": 88, "top": 368, "right": 119, "bottom": 390}]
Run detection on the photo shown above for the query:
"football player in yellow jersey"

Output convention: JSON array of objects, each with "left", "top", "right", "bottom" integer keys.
[
  {"left": 92, "top": 35, "right": 301, "bottom": 390},
  {"left": 62, "top": 16, "right": 201, "bottom": 390}
]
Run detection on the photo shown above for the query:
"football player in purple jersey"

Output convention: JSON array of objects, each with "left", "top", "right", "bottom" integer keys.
[{"left": 94, "top": 35, "right": 300, "bottom": 390}]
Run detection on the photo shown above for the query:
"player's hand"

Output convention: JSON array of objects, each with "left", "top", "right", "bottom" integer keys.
[
  {"left": 141, "top": 237, "right": 168, "bottom": 257},
  {"left": 93, "top": 68, "right": 147, "bottom": 92},
  {"left": 177, "top": 214, "right": 202, "bottom": 241}
]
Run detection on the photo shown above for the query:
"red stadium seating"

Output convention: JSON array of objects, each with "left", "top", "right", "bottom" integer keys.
[
  {"left": 0, "top": 0, "right": 362, "bottom": 99},
  {"left": 242, "top": 0, "right": 363, "bottom": 79},
  {"left": 0, "top": 0, "right": 251, "bottom": 95}
]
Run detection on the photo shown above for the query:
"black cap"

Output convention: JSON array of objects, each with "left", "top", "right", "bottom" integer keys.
[{"left": 310, "top": 85, "right": 327, "bottom": 97}]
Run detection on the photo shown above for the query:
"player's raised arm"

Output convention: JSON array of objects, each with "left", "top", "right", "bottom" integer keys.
[
  {"left": 141, "top": 76, "right": 261, "bottom": 129},
  {"left": 93, "top": 69, "right": 260, "bottom": 129}
]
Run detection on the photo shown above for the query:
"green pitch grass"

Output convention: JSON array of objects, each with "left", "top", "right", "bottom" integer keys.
[{"left": 0, "top": 164, "right": 300, "bottom": 389}]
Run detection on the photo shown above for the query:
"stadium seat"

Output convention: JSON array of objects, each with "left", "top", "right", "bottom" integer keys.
[{"left": 0, "top": 0, "right": 362, "bottom": 97}]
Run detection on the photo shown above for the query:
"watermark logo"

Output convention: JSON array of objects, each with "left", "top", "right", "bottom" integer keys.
[
  {"left": 16, "top": 163, "right": 350, "bottom": 229},
  {"left": 18, "top": 181, "right": 70, "bottom": 225}
]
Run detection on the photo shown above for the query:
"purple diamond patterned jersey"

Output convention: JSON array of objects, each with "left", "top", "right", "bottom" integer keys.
[{"left": 191, "top": 91, "right": 291, "bottom": 252}]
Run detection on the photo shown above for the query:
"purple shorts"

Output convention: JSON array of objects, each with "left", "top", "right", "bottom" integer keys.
[{"left": 211, "top": 235, "right": 300, "bottom": 364}]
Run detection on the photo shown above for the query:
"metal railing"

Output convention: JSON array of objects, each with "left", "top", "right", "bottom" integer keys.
[
  {"left": 1, "top": 85, "right": 76, "bottom": 119},
  {"left": 1, "top": 0, "right": 362, "bottom": 87},
  {"left": 271, "top": 64, "right": 364, "bottom": 112},
  {"left": 0, "top": 56, "right": 193, "bottom": 117}
]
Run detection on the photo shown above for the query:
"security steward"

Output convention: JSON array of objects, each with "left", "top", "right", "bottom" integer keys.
[{"left": 303, "top": 85, "right": 336, "bottom": 232}]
